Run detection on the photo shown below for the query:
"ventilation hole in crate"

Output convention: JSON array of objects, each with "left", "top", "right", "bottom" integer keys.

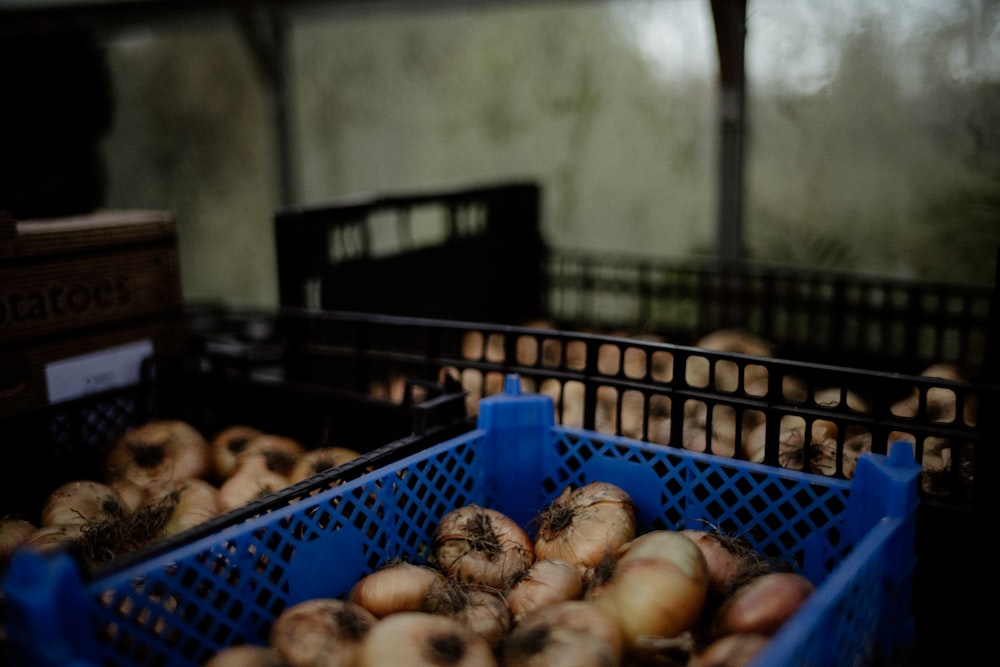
[
  {"left": 538, "top": 338, "right": 561, "bottom": 368},
  {"left": 515, "top": 334, "right": 540, "bottom": 365},
  {"left": 595, "top": 344, "right": 618, "bottom": 376},
  {"left": 563, "top": 340, "right": 586, "bottom": 371},
  {"left": 453, "top": 201, "right": 487, "bottom": 237},
  {"left": 254, "top": 589, "right": 277, "bottom": 618},
  {"left": 743, "top": 364, "right": 768, "bottom": 397}
]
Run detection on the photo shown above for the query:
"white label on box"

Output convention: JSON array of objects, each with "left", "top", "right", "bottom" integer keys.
[{"left": 45, "top": 339, "right": 154, "bottom": 404}]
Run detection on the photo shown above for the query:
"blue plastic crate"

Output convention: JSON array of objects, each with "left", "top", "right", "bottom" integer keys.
[{"left": 2, "top": 375, "right": 921, "bottom": 667}]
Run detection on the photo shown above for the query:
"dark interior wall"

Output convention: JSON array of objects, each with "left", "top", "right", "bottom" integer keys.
[{"left": 0, "top": 22, "right": 114, "bottom": 219}]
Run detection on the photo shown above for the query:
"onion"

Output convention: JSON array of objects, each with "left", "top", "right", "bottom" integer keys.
[
  {"left": 431, "top": 505, "right": 534, "bottom": 590},
  {"left": 40, "top": 480, "right": 128, "bottom": 527},
  {"left": 691, "top": 632, "right": 770, "bottom": 667},
  {"left": 423, "top": 579, "right": 512, "bottom": 648},
  {"left": 204, "top": 644, "right": 287, "bottom": 667},
  {"left": 349, "top": 560, "right": 450, "bottom": 618},
  {"left": 209, "top": 424, "right": 264, "bottom": 481},
  {"left": 1, "top": 516, "right": 39, "bottom": 563},
  {"left": 288, "top": 447, "right": 362, "bottom": 485},
  {"left": 708, "top": 572, "right": 814, "bottom": 640},
  {"left": 111, "top": 478, "right": 148, "bottom": 514},
  {"left": 533, "top": 482, "right": 636, "bottom": 578},
  {"left": 681, "top": 405, "right": 740, "bottom": 458},
  {"left": 157, "top": 479, "right": 224, "bottom": 537},
  {"left": 499, "top": 599, "right": 624, "bottom": 667},
  {"left": 235, "top": 434, "right": 306, "bottom": 479},
  {"left": 742, "top": 419, "right": 807, "bottom": 469},
  {"left": 21, "top": 524, "right": 84, "bottom": 554},
  {"left": 218, "top": 464, "right": 290, "bottom": 511},
  {"left": 679, "top": 529, "right": 769, "bottom": 604},
  {"left": 269, "top": 597, "right": 377, "bottom": 667},
  {"left": 356, "top": 611, "right": 498, "bottom": 667},
  {"left": 104, "top": 419, "right": 210, "bottom": 489},
  {"left": 587, "top": 530, "right": 709, "bottom": 651},
  {"left": 505, "top": 558, "right": 584, "bottom": 624}
]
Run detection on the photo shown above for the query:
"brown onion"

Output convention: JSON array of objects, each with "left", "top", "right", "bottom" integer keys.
[
  {"left": 209, "top": 424, "right": 264, "bottom": 481},
  {"left": 500, "top": 599, "right": 624, "bottom": 667},
  {"left": 431, "top": 505, "right": 534, "bottom": 590},
  {"left": 1, "top": 516, "right": 39, "bottom": 563},
  {"left": 204, "top": 644, "right": 287, "bottom": 667},
  {"left": 235, "top": 434, "right": 305, "bottom": 478},
  {"left": 269, "top": 597, "right": 377, "bottom": 667},
  {"left": 22, "top": 524, "right": 84, "bottom": 554},
  {"left": 588, "top": 531, "right": 709, "bottom": 651},
  {"left": 157, "top": 479, "right": 225, "bottom": 537},
  {"left": 218, "top": 465, "right": 290, "bottom": 511},
  {"left": 349, "top": 560, "right": 449, "bottom": 618},
  {"left": 40, "top": 480, "right": 128, "bottom": 527},
  {"left": 679, "top": 529, "right": 769, "bottom": 603},
  {"left": 708, "top": 572, "right": 815, "bottom": 640},
  {"left": 288, "top": 447, "right": 362, "bottom": 485},
  {"left": 104, "top": 419, "right": 210, "bottom": 489},
  {"left": 505, "top": 558, "right": 584, "bottom": 624},
  {"left": 692, "top": 632, "right": 770, "bottom": 667},
  {"left": 423, "top": 580, "right": 512, "bottom": 648},
  {"left": 356, "top": 611, "right": 498, "bottom": 667},
  {"left": 533, "top": 482, "right": 636, "bottom": 578},
  {"left": 110, "top": 478, "right": 148, "bottom": 514}
]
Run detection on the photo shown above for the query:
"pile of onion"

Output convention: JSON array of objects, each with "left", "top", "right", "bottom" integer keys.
[
  {"left": 7, "top": 418, "right": 365, "bottom": 570},
  {"left": 197, "top": 482, "right": 819, "bottom": 667}
]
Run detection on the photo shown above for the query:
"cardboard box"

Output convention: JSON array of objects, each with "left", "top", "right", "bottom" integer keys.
[{"left": 0, "top": 210, "right": 183, "bottom": 416}]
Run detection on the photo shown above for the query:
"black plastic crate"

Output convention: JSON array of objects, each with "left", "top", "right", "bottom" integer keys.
[
  {"left": 0, "top": 308, "right": 468, "bottom": 528},
  {"left": 274, "top": 180, "right": 547, "bottom": 324},
  {"left": 252, "top": 308, "right": 996, "bottom": 666},
  {"left": 273, "top": 180, "right": 995, "bottom": 379},
  {"left": 546, "top": 251, "right": 995, "bottom": 377},
  {"left": 2, "top": 309, "right": 995, "bottom": 665}
]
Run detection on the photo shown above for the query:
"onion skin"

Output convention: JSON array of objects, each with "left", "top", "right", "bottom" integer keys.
[
  {"left": 423, "top": 581, "right": 512, "bottom": 648},
  {"left": 104, "top": 419, "right": 210, "bottom": 489},
  {"left": 432, "top": 505, "right": 534, "bottom": 590},
  {"left": 505, "top": 558, "right": 584, "bottom": 624},
  {"left": 357, "top": 611, "right": 498, "bottom": 667},
  {"left": 678, "top": 529, "right": 770, "bottom": 607},
  {"left": 210, "top": 425, "right": 264, "bottom": 481},
  {"left": 500, "top": 599, "right": 624, "bottom": 667},
  {"left": 269, "top": 597, "right": 377, "bottom": 667},
  {"left": 158, "top": 479, "right": 225, "bottom": 537},
  {"left": 1, "top": 516, "right": 39, "bottom": 563},
  {"left": 111, "top": 478, "right": 148, "bottom": 514},
  {"left": 236, "top": 434, "right": 305, "bottom": 478},
  {"left": 448, "top": 587, "right": 511, "bottom": 648},
  {"left": 708, "top": 572, "right": 815, "bottom": 640},
  {"left": 349, "top": 560, "right": 449, "bottom": 618},
  {"left": 288, "top": 447, "right": 362, "bottom": 485},
  {"left": 679, "top": 530, "right": 746, "bottom": 595},
  {"left": 589, "top": 556, "right": 707, "bottom": 650},
  {"left": 22, "top": 524, "right": 84, "bottom": 554},
  {"left": 204, "top": 644, "right": 288, "bottom": 667},
  {"left": 533, "top": 482, "right": 636, "bottom": 578},
  {"left": 588, "top": 531, "right": 709, "bottom": 651},
  {"left": 40, "top": 480, "right": 127, "bottom": 527},
  {"left": 218, "top": 464, "right": 290, "bottom": 511},
  {"left": 691, "top": 632, "right": 770, "bottom": 667}
]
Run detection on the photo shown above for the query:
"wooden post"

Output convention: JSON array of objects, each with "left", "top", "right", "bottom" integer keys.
[{"left": 711, "top": 0, "right": 748, "bottom": 269}]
